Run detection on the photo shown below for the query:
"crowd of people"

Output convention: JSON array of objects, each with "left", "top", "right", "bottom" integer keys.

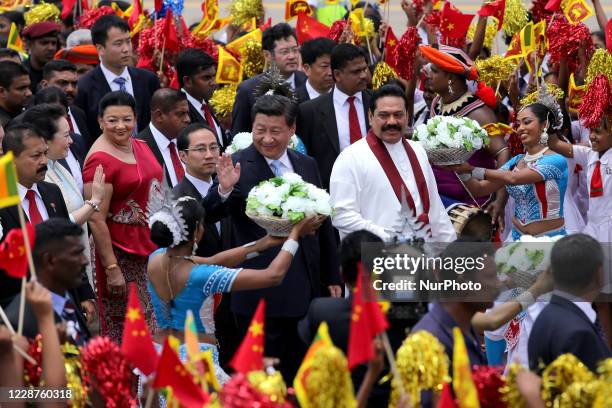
[{"left": 0, "top": 0, "right": 610, "bottom": 405}]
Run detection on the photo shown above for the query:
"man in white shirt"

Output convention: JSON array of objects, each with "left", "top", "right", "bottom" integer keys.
[
  {"left": 296, "top": 37, "right": 336, "bottom": 103},
  {"left": 136, "top": 89, "right": 190, "bottom": 187},
  {"left": 329, "top": 84, "right": 456, "bottom": 243}
]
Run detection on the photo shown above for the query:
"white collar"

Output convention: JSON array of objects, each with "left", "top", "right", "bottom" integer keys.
[
  {"left": 18, "top": 183, "right": 42, "bottom": 202},
  {"left": 597, "top": 148, "right": 612, "bottom": 165},
  {"left": 185, "top": 172, "right": 213, "bottom": 196},
  {"left": 286, "top": 73, "right": 296, "bottom": 88},
  {"left": 100, "top": 62, "right": 130, "bottom": 84},
  {"left": 553, "top": 290, "right": 597, "bottom": 323},
  {"left": 305, "top": 79, "right": 322, "bottom": 99},
  {"left": 182, "top": 89, "right": 203, "bottom": 110},
  {"left": 149, "top": 123, "right": 174, "bottom": 149},
  {"left": 51, "top": 290, "right": 69, "bottom": 317},
  {"left": 333, "top": 87, "right": 362, "bottom": 106},
  {"left": 264, "top": 150, "right": 291, "bottom": 169}
]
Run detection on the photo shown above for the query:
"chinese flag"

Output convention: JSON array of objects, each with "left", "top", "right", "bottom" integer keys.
[
  {"left": 121, "top": 283, "right": 159, "bottom": 376},
  {"left": 259, "top": 17, "right": 272, "bottom": 31},
  {"left": 0, "top": 225, "right": 34, "bottom": 279},
  {"left": 128, "top": 0, "right": 142, "bottom": 29},
  {"left": 295, "top": 13, "right": 330, "bottom": 44},
  {"left": 452, "top": 328, "right": 480, "bottom": 408},
  {"left": 61, "top": 0, "right": 89, "bottom": 19},
  {"left": 154, "top": 0, "right": 163, "bottom": 12},
  {"left": 437, "top": 382, "right": 458, "bottom": 408},
  {"left": 607, "top": 18, "right": 612, "bottom": 53},
  {"left": 347, "top": 263, "right": 389, "bottom": 370},
  {"left": 563, "top": 0, "right": 593, "bottom": 24},
  {"left": 477, "top": 0, "right": 505, "bottom": 30},
  {"left": 440, "top": 2, "right": 474, "bottom": 39},
  {"left": 216, "top": 46, "right": 243, "bottom": 85},
  {"left": 384, "top": 26, "right": 398, "bottom": 70},
  {"left": 285, "top": 0, "right": 312, "bottom": 21},
  {"left": 153, "top": 338, "right": 210, "bottom": 407},
  {"left": 545, "top": 0, "right": 562, "bottom": 12},
  {"left": 162, "top": 10, "right": 180, "bottom": 52},
  {"left": 230, "top": 299, "right": 265, "bottom": 374}
]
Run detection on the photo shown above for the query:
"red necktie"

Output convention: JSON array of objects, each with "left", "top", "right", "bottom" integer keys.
[
  {"left": 590, "top": 160, "right": 603, "bottom": 198},
  {"left": 347, "top": 96, "right": 362, "bottom": 144},
  {"left": 67, "top": 114, "right": 74, "bottom": 133},
  {"left": 168, "top": 142, "right": 185, "bottom": 183},
  {"left": 25, "top": 189, "right": 43, "bottom": 224},
  {"left": 201, "top": 103, "right": 216, "bottom": 130}
]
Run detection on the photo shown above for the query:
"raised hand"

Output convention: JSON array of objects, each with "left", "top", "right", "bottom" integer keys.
[
  {"left": 90, "top": 164, "right": 106, "bottom": 205},
  {"left": 217, "top": 154, "right": 241, "bottom": 195}
]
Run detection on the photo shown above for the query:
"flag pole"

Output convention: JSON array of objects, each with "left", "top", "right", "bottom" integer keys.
[
  {"left": 143, "top": 385, "right": 154, "bottom": 408},
  {"left": 158, "top": 36, "right": 167, "bottom": 76},
  {"left": 15, "top": 204, "right": 37, "bottom": 336},
  {"left": 363, "top": 0, "right": 374, "bottom": 65},
  {"left": 380, "top": 331, "right": 410, "bottom": 404}
]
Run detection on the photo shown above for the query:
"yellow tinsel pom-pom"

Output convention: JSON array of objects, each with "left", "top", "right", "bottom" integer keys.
[
  {"left": 502, "top": 0, "right": 528, "bottom": 38},
  {"left": 358, "top": 17, "right": 376, "bottom": 41},
  {"left": 556, "top": 381, "right": 600, "bottom": 408},
  {"left": 372, "top": 62, "right": 397, "bottom": 89},
  {"left": 500, "top": 363, "right": 527, "bottom": 408},
  {"left": 475, "top": 55, "right": 517, "bottom": 87},
  {"left": 389, "top": 331, "right": 450, "bottom": 408},
  {"left": 24, "top": 2, "right": 61, "bottom": 26},
  {"left": 209, "top": 85, "right": 238, "bottom": 119},
  {"left": 62, "top": 343, "right": 87, "bottom": 408},
  {"left": 520, "top": 83, "right": 565, "bottom": 107},
  {"left": 468, "top": 18, "right": 498, "bottom": 50},
  {"left": 597, "top": 358, "right": 612, "bottom": 382},
  {"left": 240, "top": 40, "right": 265, "bottom": 79},
  {"left": 228, "top": 0, "right": 262, "bottom": 30},
  {"left": 541, "top": 354, "right": 595, "bottom": 406},
  {"left": 305, "top": 345, "right": 356, "bottom": 408},
  {"left": 248, "top": 370, "right": 288, "bottom": 403},
  {"left": 585, "top": 49, "right": 612, "bottom": 87}
]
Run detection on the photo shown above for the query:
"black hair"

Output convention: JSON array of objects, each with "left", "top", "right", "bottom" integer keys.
[
  {"left": 251, "top": 94, "right": 298, "bottom": 127},
  {"left": 43, "top": 59, "right": 76, "bottom": 80},
  {"left": 33, "top": 219, "right": 83, "bottom": 267},
  {"left": 0, "top": 61, "right": 29, "bottom": 90},
  {"left": 91, "top": 14, "right": 130, "bottom": 46},
  {"left": 22, "top": 103, "right": 66, "bottom": 142},
  {"left": 384, "top": 78, "right": 407, "bottom": 92},
  {"left": 262, "top": 23, "right": 297, "bottom": 52},
  {"left": 96, "top": 0, "right": 131, "bottom": 10},
  {"left": 591, "top": 30, "right": 605, "bottom": 43},
  {"left": 0, "top": 11, "right": 24, "bottom": 28},
  {"left": 150, "top": 88, "right": 187, "bottom": 114},
  {"left": 0, "top": 48, "right": 20, "bottom": 60},
  {"left": 98, "top": 90, "right": 136, "bottom": 117},
  {"left": 331, "top": 43, "right": 367, "bottom": 72},
  {"left": 150, "top": 198, "right": 206, "bottom": 248},
  {"left": 523, "top": 102, "right": 559, "bottom": 130},
  {"left": 340, "top": 230, "right": 383, "bottom": 285},
  {"left": 551, "top": 234, "right": 603, "bottom": 291},
  {"left": 32, "top": 86, "right": 69, "bottom": 111},
  {"left": 2, "top": 123, "right": 43, "bottom": 157},
  {"left": 300, "top": 37, "right": 336, "bottom": 65},
  {"left": 176, "top": 123, "right": 215, "bottom": 151},
  {"left": 176, "top": 48, "right": 216, "bottom": 88},
  {"left": 369, "top": 84, "right": 408, "bottom": 113}
]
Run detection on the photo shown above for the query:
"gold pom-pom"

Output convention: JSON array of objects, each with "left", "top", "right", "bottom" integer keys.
[
  {"left": 585, "top": 49, "right": 612, "bottom": 87},
  {"left": 520, "top": 83, "right": 565, "bottom": 107},
  {"left": 502, "top": 0, "right": 528, "bottom": 38},
  {"left": 475, "top": 55, "right": 518, "bottom": 87},
  {"left": 248, "top": 370, "right": 288, "bottom": 403},
  {"left": 596, "top": 358, "right": 612, "bottom": 382},
  {"left": 228, "top": 0, "right": 263, "bottom": 30},
  {"left": 468, "top": 18, "right": 498, "bottom": 50},
  {"left": 240, "top": 40, "right": 265, "bottom": 79},
  {"left": 541, "top": 354, "right": 595, "bottom": 406},
  {"left": 556, "top": 381, "right": 600, "bottom": 408},
  {"left": 305, "top": 345, "right": 356, "bottom": 408},
  {"left": 358, "top": 17, "right": 376, "bottom": 41},
  {"left": 500, "top": 363, "right": 527, "bottom": 408},
  {"left": 372, "top": 61, "right": 398, "bottom": 89},
  {"left": 390, "top": 331, "right": 450, "bottom": 407},
  {"left": 209, "top": 85, "right": 238, "bottom": 119},
  {"left": 24, "top": 2, "right": 61, "bottom": 26},
  {"left": 62, "top": 343, "right": 87, "bottom": 408}
]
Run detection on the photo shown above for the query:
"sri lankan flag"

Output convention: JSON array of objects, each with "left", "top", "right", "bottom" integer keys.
[
  {"left": 0, "top": 152, "right": 21, "bottom": 209},
  {"left": 7, "top": 23, "right": 25, "bottom": 55},
  {"left": 216, "top": 46, "right": 243, "bottom": 85},
  {"left": 452, "top": 327, "right": 480, "bottom": 408},
  {"left": 294, "top": 322, "right": 333, "bottom": 408}
]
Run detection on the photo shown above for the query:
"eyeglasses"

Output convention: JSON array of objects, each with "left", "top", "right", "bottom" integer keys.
[
  {"left": 275, "top": 47, "right": 300, "bottom": 56},
  {"left": 183, "top": 145, "right": 220, "bottom": 153}
]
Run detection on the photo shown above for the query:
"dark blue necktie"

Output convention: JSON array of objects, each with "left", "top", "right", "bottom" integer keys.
[{"left": 113, "top": 77, "right": 127, "bottom": 92}]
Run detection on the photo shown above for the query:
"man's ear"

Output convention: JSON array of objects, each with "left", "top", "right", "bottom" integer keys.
[
  {"left": 263, "top": 50, "right": 273, "bottom": 64},
  {"left": 178, "top": 150, "right": 188, "bottom": 164},
  {"left": 39, "top": 79, "right": 48, "bottom": 89},
  {"left": 0, "top": 86, "right": 7, "bottom": 99}
]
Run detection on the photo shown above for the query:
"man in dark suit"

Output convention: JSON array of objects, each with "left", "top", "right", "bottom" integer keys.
[
  {"left": 0, "top": 124, "right": 95, "bottom": 310},
  {"left": 297, "top": 44, "right": 371, "bottom": 189},
  {"left": 0, "top": 61, "right": 32, "bottom": 128},
  {"left": 176, "top": 49, "right": 229, "bottom": 148},
  {"left": 528, "top": 234, "right": 612, "bottom": 373},
  {"left": 136, "top": 88, "right": 191, "bottom": 188},
  {"left": 296, "top": 37, "right": 336, "bottom": 104},
  {"left": 74, "top": 15, "right": 160, "bottom": 141},
  {"left": 5, "top": 219, "right": 91, "bottom": 343},
  {"left": 203, "top": 94, "right": 341, "bottom": 382},
  {"left": 231, "top": 23, "right": 307, "bottom": 135}
]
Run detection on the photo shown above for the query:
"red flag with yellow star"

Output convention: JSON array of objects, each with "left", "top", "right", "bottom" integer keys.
[
  {"left": 477, "top": 0, "right": 505, "bottom": 31},
  {"left": 295, "top": 13, "right": 330, "bottom": 44},
  {"left": 347, "top": 263, "right": 389, "bottom": 370},
  {"left": 153, "top": 338, "right": 210, "bottom": 407},
  {"left": 384, "top": 26, "right": 398, "bottom": 70},
  {"left": 0, "top": 224, "right": 34, "bottom": 279},
  {"left": 230, "top": 299, "right": 265, "bottom": 374},
  {"left": 121, "top": 283, "right": 158, "bottom": 376},
  {"left": 440, "top": 2, "right": 474, "bottom": 40}
]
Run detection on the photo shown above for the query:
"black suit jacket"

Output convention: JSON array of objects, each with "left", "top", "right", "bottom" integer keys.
[
  {"left": 296, "top": 89, "right": 371, "bottom": 189},
  {"left": 0, "top": 182, "right": 95, "bottom": 306},
  {"left": 184, "top": 94, "right": 230, "bottom": 148},
  {"left": 202, "top": 145, "right": 340, "bottom": 317},
  {"left": 69, "top": 105, "right": 93, "bottom": 150},
  {"left": 231, "top": 71, "right": 307, "bottom": 135},
  {"left": 5, "top": 289, "right": 91, "bottom": 340},
  {"left": 298, "top": 296, "right": 351, "bottom": 352},
  {"left": 74, "top": 65, "right": 160, "bottom": 141},
  {"left": 295, "top": 83, "right": 311, "bottom": 104},
  {"left": 172, "top": 177, "right": 225, "bottom": 257},
  {"left": 528, "top": 295, "right": 611, "bottom": 373},
  {"left": 135, "top": 126, "right": 176, "bottom": 186}
]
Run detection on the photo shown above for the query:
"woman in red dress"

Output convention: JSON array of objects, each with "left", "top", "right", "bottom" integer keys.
[{"left": 83, "top": 91, "right": 163, "bottom": 342}]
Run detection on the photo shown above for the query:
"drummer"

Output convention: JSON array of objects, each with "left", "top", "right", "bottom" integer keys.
[
  {"left": 419, "top": 45, "right": 510, "bottom": 233},
  {"left": 330, "top": 84, "right": 456, "bottom": 243}
]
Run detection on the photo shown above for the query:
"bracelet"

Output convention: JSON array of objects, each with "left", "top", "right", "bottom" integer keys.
[
  {"left": 104, "top": 263, "right": 119, "bottom": 271},
  {"left": 281, "top": 239, "right": 299, "bottom": 256},
  {"left": 85, "top": 200, "right": 100, "bottom": 212},
  {"left": 516, "top": 290, "right": 536, "bottom": 311},
  {"left": 471, "top": 167, "right": 486, "bottom": 180},
  {"left": 494, "top": 146, "right": 509, "bottom": 158},
  {"left": 458, "top": 172, "right": 471, "bottom": 181}
]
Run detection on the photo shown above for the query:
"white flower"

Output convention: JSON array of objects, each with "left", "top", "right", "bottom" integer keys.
[
  {"left": 227, "top": 132, "right": 254, "bottom": 154},
  {"left": 281, "top": 172, "right": 304, "bottom": 184}
]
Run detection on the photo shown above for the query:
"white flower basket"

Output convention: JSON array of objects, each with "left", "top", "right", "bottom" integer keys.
[
  {"left": 246, "top": 212, "right": 327, "bottom": 237},
  {"left": 422, "top": 146, "right": 475, "bottom": 166}
]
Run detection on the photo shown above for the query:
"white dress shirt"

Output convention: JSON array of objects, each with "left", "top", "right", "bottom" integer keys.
[
  {"left": 185, "top": 172, "right": 220, "bottom": 234},
  {"left": 182, "top": 89, "right": 224, "bottom": 146},
  {"left": 553, "top": 290, "right": 597, "bottom": 323},
  {"left": 150, "top": 123, "right": 184, "bottom": 187},
  {"left": 100, "top": 63, "right": 134, "bottom": 97},
  {"left": 18, "top": 183, "right": 50, "bottom": 221},
  {"left": 265, "top": 150, "right": 294, "bottom": 175},
  {"left": 286, "top": 73, "right": 296, "bottom": 89},
  {"left": 68, "top": 108, "right": 82, "bottom": 136},
  {"left": 64, "top": 150, "right": 83, "bottom": 193},
  {"left": 329, "top": 137, "right": 456, "bottom": 242},
  {"left": 333, "top": 87, "right": 367, "bottom": 152},
  {"left": 305, "top": 79, "right": 322, "bottom": 100}
]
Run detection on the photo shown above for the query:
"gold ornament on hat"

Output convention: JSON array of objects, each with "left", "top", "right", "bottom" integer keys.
[{"left": 24, "top": 2, "right": 61, "bottom": 26}]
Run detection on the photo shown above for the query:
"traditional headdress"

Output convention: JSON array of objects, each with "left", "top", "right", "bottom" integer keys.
[
  {"left": 254, "top": 65, "right": 296, "bottom": 101},
  {"left": 520, "top": 85, "right": 564, "bottom": 131},
  {"left": 419, "top": 44, "right": 479, "bottom": 81},
  {"left": 54, "top": 44, "right": 99, "bottom": 65},
  {"left": 147, "top": 172, "right": 190, "bottom": 247}
]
